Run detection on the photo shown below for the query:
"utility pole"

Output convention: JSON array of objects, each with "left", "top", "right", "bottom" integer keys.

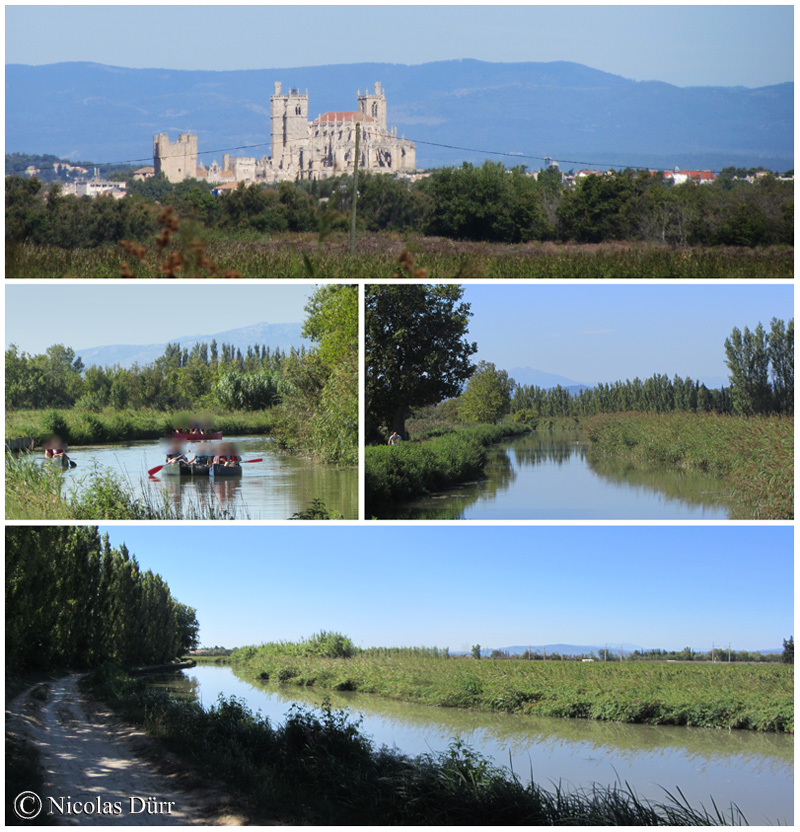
[{"left": 349, "top": 122, "right": 360, "bottom": 255}]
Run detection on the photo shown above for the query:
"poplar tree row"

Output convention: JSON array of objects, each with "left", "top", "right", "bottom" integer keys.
[
  {"left": 511, "top": 374, "right": 734, "bottom": 419},
  {"left": 510, "top": 318, "right": 793, "bottom": 420},
  {"left": 6, "top": 526, "right": 199, "bottom": 672}
]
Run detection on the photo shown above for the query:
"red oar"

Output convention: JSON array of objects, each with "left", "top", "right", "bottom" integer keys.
[{"left": 148, "top": 458, "right": 263, "bottom": 477}]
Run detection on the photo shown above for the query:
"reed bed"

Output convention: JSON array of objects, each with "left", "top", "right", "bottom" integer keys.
[
  {"left": 5, "top": 407, "right": 275, "bottom": 447},
  {"left": 586, "top": 413, "right": 793, "bottom": 519},
  {"left": 8, "top": 236, "right": 793, "bottom": 279},
  {"left": 5, "top": 453, "right": 248, "bottom": 520},
  {"left": 229, "top": 651, "right": 793, "bottom": 733},
  {"left": 84, "top": 666, "right": 750, "bottom": 825}
]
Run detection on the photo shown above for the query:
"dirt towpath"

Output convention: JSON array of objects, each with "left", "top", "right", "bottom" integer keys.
[{"left": 7, "top": 675, "right": 242, "bottom": 825}]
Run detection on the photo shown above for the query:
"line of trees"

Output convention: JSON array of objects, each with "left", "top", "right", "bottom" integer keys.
[
  {"left": 6, "top": 526, "right": 199, "bottom": 672},
  {"left": 510, "top": 374, "right": 734, "bottom": 420},
  {"left": 7, "top": 161, "right": 794, "bottom": 251},
  {"left": 447, "top": 318, "right": 793, "bottom": 425},
  {"left": 5, "top": 285, "right": 358, "bottom": 464},
  {"left": 5, "top": 339, "right": 298, "bottom": 411}
]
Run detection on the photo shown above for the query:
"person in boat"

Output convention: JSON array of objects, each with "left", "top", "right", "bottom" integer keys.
[
  {"left": 44, "top": 436, "right": 66, "bottom": 458},
  {"left": 214, "top": 444, "right": 241, "bottom": 467},
  {"left": 166, "top": 439, "right": 188, "bottom": 465},
  {"left": 186, "top": 444, "right": 211, "bottom": 467}
]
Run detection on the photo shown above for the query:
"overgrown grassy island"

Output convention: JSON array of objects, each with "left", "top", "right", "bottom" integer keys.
[{"left": 227, "top": 636, "right": 793, "bottom": 734}]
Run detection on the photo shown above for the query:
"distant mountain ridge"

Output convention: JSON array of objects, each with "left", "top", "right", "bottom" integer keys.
[
  {"left": 5, "top": 59, "right": 793, "bottom": 171},
  {"left": 508, "top": 367, "right": 592, "bottom": 390},
  {"left": 76, "top": 321, "right": 308, "bottom": 368},
  {"left": 508, "top": 367, "right": 729, "bottom": 392},
  {"left": 485, "top": 643, "right": 782, "bottom": 656}
]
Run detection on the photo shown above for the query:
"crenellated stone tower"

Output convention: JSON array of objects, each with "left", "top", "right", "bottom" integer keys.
[{"left": 153, "top": 133, "right": 197, "bottom": 183}]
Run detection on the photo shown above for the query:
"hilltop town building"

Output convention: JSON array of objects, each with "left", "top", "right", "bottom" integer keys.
[{"left": 153, "top": 82, "right": 415, "bottom": 184}]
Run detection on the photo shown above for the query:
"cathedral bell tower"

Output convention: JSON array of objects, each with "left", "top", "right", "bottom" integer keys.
[
  {"left": 357, "top": 82, "right": 387, "bottom": 130},
  {"left": 270, "top": 81, "right": 309, "bottom": 169}
]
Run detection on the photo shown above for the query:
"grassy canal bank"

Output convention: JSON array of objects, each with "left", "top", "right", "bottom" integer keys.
[
  {"left": 5, "top": 407, "right": 275, "bottom": 447},
  {"left": 226, "top": 643, "right": 793, "bottom": 733},
  {"left": 82, "top": 665, "right": 749, "bottom": 825},
  {"left": 365, "top": 422, "right": 532, "bottom": 507}
]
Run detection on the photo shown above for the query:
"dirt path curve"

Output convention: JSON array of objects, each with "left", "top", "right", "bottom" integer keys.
[{"left": 7, "top": 675, "right": 241, "bottom": 825}]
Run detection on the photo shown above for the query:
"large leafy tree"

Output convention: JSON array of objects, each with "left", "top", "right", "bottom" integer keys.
[
  {"left": 277, "top": 284, "right": 358, "bottom": 464},
  {"left": 302, "top": 284, "right": 358, "bottom": 367},
  {"left": 366, "top": 285, "right": 477, "bottom": 436},
  {"left": 459, "top": 361, "right": 515, "bottom": 424}
]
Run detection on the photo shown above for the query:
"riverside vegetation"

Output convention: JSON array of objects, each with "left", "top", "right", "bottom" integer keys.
[
  {"left": 5, "top": 528, "right": 750, "bottom": 825},
  {"left": 365, "top": 304, "right": 793, "bottom": 517},
  {"left": 83, "top": 665, "right": 751, "bottom": 825},
  {"left": 5, "top": 285, "right": 357, "bottom": 520},
  {"left": 586, "top": 413, "right": 793, "bottom": 519},
  {"left": 6, "top": 162, "right": 794, "bottom": 278},
  {"left": 228, "top": 635, "right": 793, "bottom": 734}
]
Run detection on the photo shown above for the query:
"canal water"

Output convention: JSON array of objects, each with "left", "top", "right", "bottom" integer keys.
[
  {"left": 58, "top": 435, "right": 357, "bottom": 519},
  {"left": 154, "top": 664, "right": 793, "bottom": 825},
  {"left": 379, "top": 432, "right": 734, "bottom": 520}
]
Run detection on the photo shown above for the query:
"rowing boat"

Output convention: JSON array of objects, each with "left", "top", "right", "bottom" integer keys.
[
  {"left": 165, "top": 431, "right": 223, "bottom": 441},
  {"left": 44, "top": 454, "right": 72, "bottom": 470},
  {"left": 160, "top": 461, "right": 211, "bottom": 477},
  {"left": 209, "top": 463, "right": 242, "bottom": 478}
]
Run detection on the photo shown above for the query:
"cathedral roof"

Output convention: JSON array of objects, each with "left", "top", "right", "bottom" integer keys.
[{"left": 314, "top": 111, "right": 376, "bottom": 124}]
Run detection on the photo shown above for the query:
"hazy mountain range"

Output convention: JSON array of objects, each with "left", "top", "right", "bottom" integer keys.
[
  {"left": 6, "top": 59, "right": 793, "bottom": 171},
  {"left": 508, "top": 366, "right": 729, "bottom": 392},
  {"left": 76, "top": 322, "right": 308, "bottom": 368},
  {"left": 478, "top": 644, "right": 781, "bottom": 657}
]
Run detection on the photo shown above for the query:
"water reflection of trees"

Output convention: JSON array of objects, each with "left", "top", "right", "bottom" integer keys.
[
  {"left": 510, "top": 435, "right": 587, "bottom": 469},
  {"left": 394, "top": 432, "right": 587, "bottom": 519},
  {"left": 399, "top": 431, "right": 736, "bottom": 520},
  {"left": 586, "top": 454, "right": 733, "bottom": 515}
]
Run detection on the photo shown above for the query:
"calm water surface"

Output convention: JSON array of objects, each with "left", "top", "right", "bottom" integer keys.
[
  {"left": 154, "top": 665, "right": 793, "bottom": 824},
  {"left": 381, "top": 432, "right": 734, "bottom": 520},
  {"left": 59, "top": 435, "right": 357, "bottom": 519}
]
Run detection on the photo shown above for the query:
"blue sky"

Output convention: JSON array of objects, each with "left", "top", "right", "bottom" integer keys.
[
  {"left": 4, "top": 284, "right": 317, "bottom": 355},
  {"left": 5, "top": 284, "right": 792, "bottom": 385},
  {"left": 96, "top": 525, "right": 793, "bottom": 652},
  {"left": 5, "top": 5, "right": 793, "bottom": 88},
  {"left": 465, "top": 284, "right": 794, "bottom": 385}
]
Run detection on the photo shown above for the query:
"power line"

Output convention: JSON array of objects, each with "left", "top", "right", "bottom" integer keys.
[
  {"left": 7, "top": 132, "right": 671, "bottom": 177},
  {"left": 411, "top": 138, "right": 651, "bottom": 171}
]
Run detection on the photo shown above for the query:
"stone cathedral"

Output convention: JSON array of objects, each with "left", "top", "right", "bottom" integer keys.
[{"left": 153, "top": 82, "right": 416, "bottom": 184}]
